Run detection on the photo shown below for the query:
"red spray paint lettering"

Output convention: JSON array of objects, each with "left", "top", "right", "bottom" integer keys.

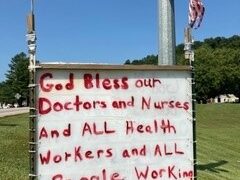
[
  {"left": 154, "top": 143, "right": 184, "bottom": 157},
  {"left": 83, "top": 73, "right": 129, "bottom": 90},
  {"left": 135, "top": 78, "right": 161, "bottom": 88},
  {"left": 134, "top": 165, "right": 193, "bottom": 180},
  {"left": 40, "top": 146, "right": 113, "bottom": 165},
  {"left": 52, "top": 169, "right": 124, "bottom": 180},
  {"left": 141, "top": 97, "right": 190, "bottom": 111},
  {"left": 39, "top": 124, "right": 71, "bottom": 139},
  {"left": 39, "top": 73, "right": 74, "bottom": 92},
  {"left": 38, "top": 96, "right": 107, "bottom": 115},
  {"left": 82, "top": 121, "right": 116, "bottom": 136},
  {"left": 126, "top": 119, "right": 176, "bottom": 135}
]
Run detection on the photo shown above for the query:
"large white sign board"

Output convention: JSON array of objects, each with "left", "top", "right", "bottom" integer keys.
[{"left": 36, "top": 65, "right": 194, "bottom": 180}]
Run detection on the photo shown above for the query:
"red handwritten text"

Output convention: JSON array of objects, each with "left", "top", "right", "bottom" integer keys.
[
  {"left": 40, "top": 146, "right": 113, "bottom": 165},
  {"left": 142, "top": 97, "right": 190, "bottom": 111},
  {"left": 38, "top": 96, "right": 107, "bottom": 115},
  {"left": 39, "top": 73, "right": 74, "bottom": 92},
  {"left": 84, "top": 73, "right": 128, "bottom": 90},
  {"left": 52, "top": 169, "right": 124, "bottom": 180},
  {"left": 135, "top": 78, "right": 161, "bottom": 88},
  {"left": 39, "top": 124, "right": 71, "bottom": 139},
  {"left": 82, "top": 121, "right": 116, "bottom": 136},
  {"left": 135, "top": 165, "right": 193, "bottom": 180},
  {"left": 126, "top": 119, "right": 176, "bottom": 135}
]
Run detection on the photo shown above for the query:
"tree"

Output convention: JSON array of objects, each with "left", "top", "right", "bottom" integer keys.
[
  {"left": 0, "top": 82, "right": 9, "bottom": 103},
  {"left": 124, "top": 55, "right": 157, "bottom": 65},
  {"left": 3, "top": 52, "right": 29, "bottom": 106},
  {"left": 124, "top": 35, "right": 240, "bottom": 103}
]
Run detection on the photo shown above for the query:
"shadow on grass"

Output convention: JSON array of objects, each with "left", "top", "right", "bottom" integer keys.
[
  {"left": 0, "top": 123, "right": 18, "bottom": 127},
  {"left": 197, "top": 160, "right": 229, "bottom": 173}
]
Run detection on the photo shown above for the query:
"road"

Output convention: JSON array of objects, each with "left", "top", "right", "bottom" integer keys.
[{"left": 0, "top": 107, "right": 29, "bottom": 117}]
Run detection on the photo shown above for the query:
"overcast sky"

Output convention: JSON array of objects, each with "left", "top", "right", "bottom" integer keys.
[{"left": 0, "top": 0, "right": 240, "bottom": 81}]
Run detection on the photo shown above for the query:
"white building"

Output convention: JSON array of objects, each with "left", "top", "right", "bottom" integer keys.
[{"left": 214, "top": 94, "right": 239, "bottom": 103}]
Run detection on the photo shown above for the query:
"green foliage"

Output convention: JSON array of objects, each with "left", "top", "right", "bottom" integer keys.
[
  {"left": 125, "top": 35, "right": 240, "bottom": 102},
  {"left": 193, "top": 39, "right": 240, "bottom": 102},
  {"left": 124, "top": 55, "right": 158, "bottom": 65},
  {"left": 0, "top": 82, "right": 15, "bottom": 104},
  {"left": 0, "top": 52, "right": 29, "bottom": 106}
]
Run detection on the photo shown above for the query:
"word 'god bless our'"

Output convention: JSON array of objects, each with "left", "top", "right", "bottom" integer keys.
[{"left": 37, "top": 72, "right": 190, "bottom": 115}]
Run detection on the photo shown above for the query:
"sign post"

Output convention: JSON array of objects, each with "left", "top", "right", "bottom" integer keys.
[
  {"left": 184, "top": 26, "right": 197, "bottom": 179},
  {"left": 27, "top": 0, "right": 38, "bottom": 179}
]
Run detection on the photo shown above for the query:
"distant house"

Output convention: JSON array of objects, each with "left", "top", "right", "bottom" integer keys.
[
  {"left": 214, "top": 94, "right": 239, "bottom": 103},
  {"left": 1, "top": 103, "right": 13, "bottom": 108}
]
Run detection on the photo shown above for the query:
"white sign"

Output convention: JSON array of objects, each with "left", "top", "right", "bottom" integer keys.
[{"left": 36, "top": 67, "right": 193, "bottom": 180}]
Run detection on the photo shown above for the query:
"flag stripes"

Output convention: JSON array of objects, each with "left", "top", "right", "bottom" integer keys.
[{"left": 189, "top": 0, "right": 205, "bottom": 29}]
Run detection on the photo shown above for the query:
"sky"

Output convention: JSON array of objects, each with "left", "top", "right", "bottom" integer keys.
[{"left": 0, "top": 0, "right": 240, "bottom": 82}]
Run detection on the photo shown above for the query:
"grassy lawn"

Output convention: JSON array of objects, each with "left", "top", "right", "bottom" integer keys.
[
  {"left": 0, "top": 104, "right": 239, "bottom": 179},
  {"left": 197, "top": 104, "right": 240, "bottom": 179},
  {"left": 0, "top": 114, "right": 28, "bottom": 180}
]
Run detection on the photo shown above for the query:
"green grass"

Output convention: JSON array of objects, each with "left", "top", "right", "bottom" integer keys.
[
  {"left": 196, "top": 104, "right": 240, "bottom": 179},
  {"left": 0, "top": 114, "right": 28, "bottom": 180},
  {"left": 0, "top": 104, "right": 239, "bottom": 179}
]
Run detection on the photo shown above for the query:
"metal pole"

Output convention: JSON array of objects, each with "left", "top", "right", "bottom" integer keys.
[
  {"left": 184, "top": 26, "right": 197, "bottom": 179},
  {"left": 192, "top": 54, "right": 197, "bottom": 180},
  {"left": 158, "top": 0, "right": 176, "bottom": 65},
  {"left": 27, "top": 0, "right": 37, "bottom": 179},
  {"left": 31, "top": 0, "right": 34, "bottom": 12}
]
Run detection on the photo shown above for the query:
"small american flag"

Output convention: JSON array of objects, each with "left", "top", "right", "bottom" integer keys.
[{"left": 189, "top": 0, "right": 205, "bottom": 29}]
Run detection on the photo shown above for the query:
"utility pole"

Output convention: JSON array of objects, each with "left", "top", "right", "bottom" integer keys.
[
  {"left": 158, "top": 0, "right": 176, "bottom": 65},
  {"left": 27, "top": 0, "right": 37, "bottom": 179},
  {"left": 184, "top": 27, "right": 194, "bottom": 65}
]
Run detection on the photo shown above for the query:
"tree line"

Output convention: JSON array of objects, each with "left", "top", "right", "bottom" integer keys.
[
  {"left": 0, "top": 52, "right": 29, "bottom": 106},
  {"left": 0, "top": 35, "right": 239, "bottom": 106},
  {"left": 125, "top": 35, "right": 240, "bottom": 103}
]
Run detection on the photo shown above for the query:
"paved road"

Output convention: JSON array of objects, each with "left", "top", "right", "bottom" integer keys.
[{"left": 0, "top": 107, "right": 29, "bottom": 117}]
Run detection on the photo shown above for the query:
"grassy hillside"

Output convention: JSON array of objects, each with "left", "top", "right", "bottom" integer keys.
[{"left": 0, "top": 104, "right": 239, "bottom": 179}]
